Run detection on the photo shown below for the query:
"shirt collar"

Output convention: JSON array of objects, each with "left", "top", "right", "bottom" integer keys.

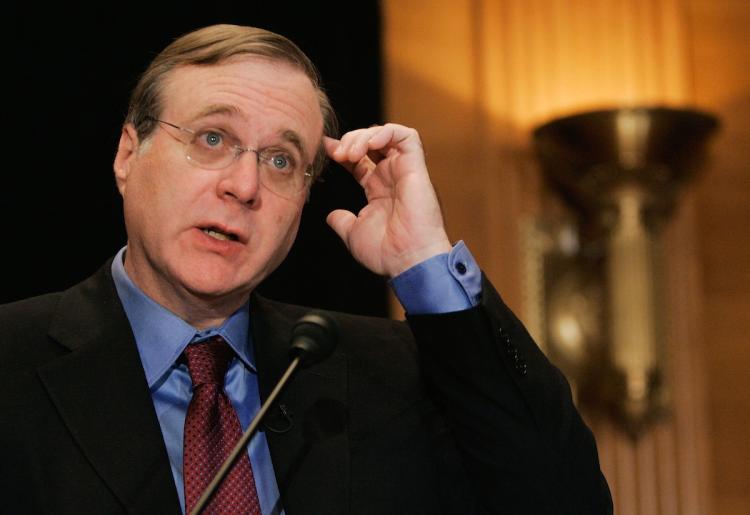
[{"left": 111, "top": 246, "right": 255, "bottom": 388}]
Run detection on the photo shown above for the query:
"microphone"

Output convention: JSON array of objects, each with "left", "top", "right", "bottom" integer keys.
[
  {"left": 189, "top": 311, "right": 338, "bottom": 515},
  {"left": 289, "top": 312, "right": 338, "bottom": 366}
]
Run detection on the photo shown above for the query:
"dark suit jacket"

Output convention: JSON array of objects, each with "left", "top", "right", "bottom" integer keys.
[{"left": 0, "top": 261, "right": 612, "bottom": 514}]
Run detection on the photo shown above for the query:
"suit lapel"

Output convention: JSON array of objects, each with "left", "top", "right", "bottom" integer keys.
[
  {"left": 39, "top": 263, "right": 180, "bottom": 514},
  {"left": 252, "top": 296, "right": 350, "bottom": 515}
]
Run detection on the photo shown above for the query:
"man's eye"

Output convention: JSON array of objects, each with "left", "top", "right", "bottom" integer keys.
[
  {"left": 199, "top": 131, "right": 223, "bottom": 147},
  {"left": 269, "top": 153, "right": 292, "bottom": 171}
]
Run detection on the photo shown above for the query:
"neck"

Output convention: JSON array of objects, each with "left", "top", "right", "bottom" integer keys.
[{"left": 122, "top": 252, "right": 250, "bottom": 330}]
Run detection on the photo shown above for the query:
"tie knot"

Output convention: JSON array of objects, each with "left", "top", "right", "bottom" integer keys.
[{"left": 184, "top": 336, "right": 234, "bottom": 387}]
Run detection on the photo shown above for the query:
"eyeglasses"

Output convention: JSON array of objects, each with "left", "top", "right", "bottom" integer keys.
[{"left": 147, "top": 117, "right": 313, "bottom": 198}]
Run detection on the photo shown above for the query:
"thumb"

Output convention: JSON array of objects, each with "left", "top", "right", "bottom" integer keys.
[{"left": 326, "top": 209, "right": 357, "bottom": 247}]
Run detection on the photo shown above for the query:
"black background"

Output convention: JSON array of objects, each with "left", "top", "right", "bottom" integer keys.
[{"left": 2, "top": 2, "right": 387, "bottom": 316}]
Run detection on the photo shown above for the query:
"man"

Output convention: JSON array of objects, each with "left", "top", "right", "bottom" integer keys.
[{"left": 0, "top": 25, "right": 612, "bottom": 514}]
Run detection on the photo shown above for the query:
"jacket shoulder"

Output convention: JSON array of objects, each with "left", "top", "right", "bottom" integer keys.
[
  {"left": 0, "top": 291, "right": 63, "bottom": 325},
  {"left": 0, "top": 260, "right": 117, "bottom": 370},
  {"left": 0, "top": 292, "right": 66, "bottom": 369}
]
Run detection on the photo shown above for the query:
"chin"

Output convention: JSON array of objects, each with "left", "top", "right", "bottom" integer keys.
[{"left": 177, "top": 262, "right": 253, "bottom": 300}]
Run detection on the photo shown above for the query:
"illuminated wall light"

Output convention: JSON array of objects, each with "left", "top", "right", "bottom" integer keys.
[{"left": 531, "top": 106, "right": 718, "bottom": 437}]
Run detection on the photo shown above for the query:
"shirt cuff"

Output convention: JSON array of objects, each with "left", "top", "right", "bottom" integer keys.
[{"left": 389, "top": 240, "right": 482, "bottom": 315}]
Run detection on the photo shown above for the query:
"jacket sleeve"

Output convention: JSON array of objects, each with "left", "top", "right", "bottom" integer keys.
[{"left": 406, "top": 275, "right": 613, "bottom": 515}]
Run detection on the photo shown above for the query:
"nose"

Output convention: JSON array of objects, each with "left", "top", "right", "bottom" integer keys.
[{"left": 217, "top": 150, "right": 261, "bottom": 205}]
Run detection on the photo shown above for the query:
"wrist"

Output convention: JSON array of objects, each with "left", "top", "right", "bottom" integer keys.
[{"left": 388, "top": 238, "right": 453, "bottom": 278}]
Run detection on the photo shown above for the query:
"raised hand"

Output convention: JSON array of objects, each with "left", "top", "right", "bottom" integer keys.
[{"left": 324, "top": 123, "right": 452, "bottom": 278}]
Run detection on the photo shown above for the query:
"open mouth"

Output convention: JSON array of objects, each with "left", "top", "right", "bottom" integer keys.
[{"left": 201, "top": 227, "right": 239, "bottom": 242}]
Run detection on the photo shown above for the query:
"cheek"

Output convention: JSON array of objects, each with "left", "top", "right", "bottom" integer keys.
[
  {"left": 124, "top": 161, "right": 186, "bottom": 238},
  {"left": 268, "top": 203, "right": 304, "bottom": 248}
]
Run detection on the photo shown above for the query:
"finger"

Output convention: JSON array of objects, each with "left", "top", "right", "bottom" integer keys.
[
  {"left": 326, "top": 209, "right": 357, "bottom": 246},
  {"left": 323, "top": 136, "right": 341, "bottom": 158},
  {"left": 351, "top": 155, "right": 377, "bottom": 185},
  {"left": 344, "top": 124, "right": 421, "bottom": 166},
  {"left": 325, "top": 135, "right": 361, "bottom": 174},
  {"left": 367, "top": 123, "right": 421, "bottom": 153},
  {"left": 336, "top": 154, "right": 377, "bottom": 187},
  {"left": 338, "top": 129, "right": 376, "bottom": 163},
  {"left": 325, "top": 136, "right": 377, "bottom": 184},
  {"left": 324, "top": 136, "right": 356, "bottom": 174},
  {"left": 326, "top": 130, "right": 370, "bottom": 171}
]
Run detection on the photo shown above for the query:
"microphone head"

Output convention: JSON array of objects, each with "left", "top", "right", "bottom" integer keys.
[{"left": 289, "top": 312, "right": 338, "bottom": 367}]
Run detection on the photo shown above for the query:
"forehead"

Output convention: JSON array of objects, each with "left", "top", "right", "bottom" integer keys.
[{"left": 160, "top": 56, "right": 323, "bottom": 152}]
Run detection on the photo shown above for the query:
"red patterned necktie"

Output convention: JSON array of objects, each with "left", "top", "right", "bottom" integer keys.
[{"left": 183, "top": 336, "right": 261, "bottom": 514}]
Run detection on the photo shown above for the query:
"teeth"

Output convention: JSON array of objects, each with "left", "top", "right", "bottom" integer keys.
[{"left": 203, "top": 228, "right": 231, "bottom": 241}]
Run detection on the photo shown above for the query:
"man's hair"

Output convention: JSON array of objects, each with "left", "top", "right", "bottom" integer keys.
[{"left": 125, "top": 24, "right": 337, "bottom": 179}]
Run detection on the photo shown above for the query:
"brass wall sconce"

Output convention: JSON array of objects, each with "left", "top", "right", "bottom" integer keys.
[{"left": 529, "top": 107, "right": 718, "bottom": 437}]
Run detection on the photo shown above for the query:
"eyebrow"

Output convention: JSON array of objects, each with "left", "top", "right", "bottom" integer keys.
[{"left": 187, "top": 104, "right": 244, "bottom": 123}]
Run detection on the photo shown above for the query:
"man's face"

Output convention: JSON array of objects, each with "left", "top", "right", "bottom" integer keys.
[{"left": 114, "top": 56, "right": 323, "bottom": 323}]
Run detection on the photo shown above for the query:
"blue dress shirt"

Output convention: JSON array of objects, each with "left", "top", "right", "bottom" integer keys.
[
  {"left": 111, "top": 247, "right": 283, "bottom": 514},
  {"left": 111, "top": 241, "right": 480, "bottom": 514}
]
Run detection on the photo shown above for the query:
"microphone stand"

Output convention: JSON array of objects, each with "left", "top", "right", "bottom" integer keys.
[{"left": 189, "top": 355, "right": 302, "bottom": 515}]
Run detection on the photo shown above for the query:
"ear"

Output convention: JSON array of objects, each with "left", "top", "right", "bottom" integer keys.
[{"left": 113, "top": 124, "right": 141, "bottom": 196}]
